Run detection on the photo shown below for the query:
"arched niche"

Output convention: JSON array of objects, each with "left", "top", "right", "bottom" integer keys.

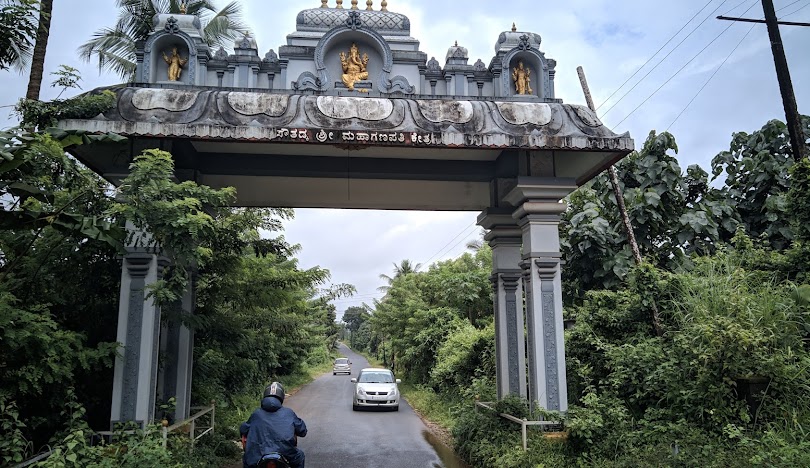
[
  {"left": 314, "top": 26, "right": 395, "bottom": 93},
  {"left": 501, "top": 48, "right": 551, "bottom": 99},
  {"left": 144, "top": 32, "right": 196, "bottom": 85}
]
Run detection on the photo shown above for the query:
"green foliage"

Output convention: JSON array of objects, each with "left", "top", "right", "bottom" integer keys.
[
  {"left": 430, "top": 323, "right": 494, "bottom": 393},
  {"left": 50, "top": 65, "right": 82, "bottom": 95},
  {"left": 561, "top": 130, "right": 735, "bottom": 298},
  {"left": 0, "top": 400, "right": 29, "bottom": 465},
  {"left": 787, "top": 158, "right": 810, "bottom": 243},
  {"left": 16, "top": 90, "right": 117, "bottom": 130},
  {"left": 711, "top": 116, "right": 810, "bottom": 249},
  {"left": 0, "top": 293, "right": 116, "bottom": 401},
  {"left": 113, "top": 148, "right": 240, "bottom": 304},
  {"left": 0, "top": 0, "right": 39, "bottom": 71}
]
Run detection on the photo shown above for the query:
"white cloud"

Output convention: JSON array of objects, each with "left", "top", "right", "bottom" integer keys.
[{"left": 1, "top": 0, "right": 808, "bottom": 317}]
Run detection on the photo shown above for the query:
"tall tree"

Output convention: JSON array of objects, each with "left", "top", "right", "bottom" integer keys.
[
  {"left": 378, "top": 259, "right": 421, "bottom": 292},
  {"left": 25, "top": 0, "right": 52, "bottom": 100},
  {"left": 79, "top": 0, "right": 249, "bottom": 80}
]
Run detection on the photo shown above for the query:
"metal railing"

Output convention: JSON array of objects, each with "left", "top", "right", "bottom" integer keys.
[
  {"left": 474, "top": 401, "right": 563, "bottom": 451},
  {"left": 11, "top": 450, "right": 53, "bottom": 468},
  {"left": 12, "top": 403, "right": 216, "bottom": 467},
  {"left": 161, "top": 401, "right": 216, "bottom": 449}
]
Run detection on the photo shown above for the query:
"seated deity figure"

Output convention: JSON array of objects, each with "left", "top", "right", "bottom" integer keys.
[
  {"left": 340, "top": 43, "right": 370, "bottom": 91},
  {"left": 512, "top": 61, "right": 533, "bottom": 95},
  {"left": 163, "top": 47, "right": 188, "bottom": 82}
]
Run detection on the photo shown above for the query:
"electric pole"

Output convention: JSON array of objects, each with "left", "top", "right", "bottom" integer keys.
[{"left": 719, "top": 0, "right": 808, "bottom": 160}]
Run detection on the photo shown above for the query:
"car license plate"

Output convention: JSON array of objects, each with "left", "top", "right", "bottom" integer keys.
[{"left": 373, "top": 395, "right": 387, "bottom": 401}]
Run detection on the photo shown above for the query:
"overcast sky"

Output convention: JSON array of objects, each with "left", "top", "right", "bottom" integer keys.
[{"left": 1, "top": 0, "right": 808, "bottom": 318}]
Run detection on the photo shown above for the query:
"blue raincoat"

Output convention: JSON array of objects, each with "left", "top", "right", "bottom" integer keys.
[{"left": 240, "top": 396, "right": 307, "bottom": 468}]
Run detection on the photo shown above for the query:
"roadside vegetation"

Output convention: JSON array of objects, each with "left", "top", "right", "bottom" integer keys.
[
  {"left": 3, "top": 1, "right": 810, "bottom": 466},
  {"left": 346, "top": 117, "right": 810, "bottom": 467},
  {"left": 1, "top": 3, "right": 347, "bottom": 466}
]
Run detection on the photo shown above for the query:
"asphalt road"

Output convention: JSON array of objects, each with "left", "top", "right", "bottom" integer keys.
[{"left": 283, "top": 343, "right": 465, "bottom": 468}]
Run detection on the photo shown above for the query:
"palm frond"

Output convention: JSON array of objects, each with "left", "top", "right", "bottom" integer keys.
[
  {"left": 77, "top": 27, "right": 136, "bottom": 79},
  {"left": 202, "top": 1, "right": 249, "bottom": 45}
]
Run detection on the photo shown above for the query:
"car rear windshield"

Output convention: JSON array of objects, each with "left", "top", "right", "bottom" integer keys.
[
  {"left": 335, "top": 358, "right": 349, "bottom": 364},
  {"left": 358, "top": 371, "right": 393, "bottom": 383}
]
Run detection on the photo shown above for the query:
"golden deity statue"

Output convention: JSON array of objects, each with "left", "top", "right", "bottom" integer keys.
[
  {"left": 340, "top": 43, "right": 370, "bottom": 91},
  {"left": 163, "top": 47, "right": 188, "bottom": 82},
  {"left": 512, "top": 61, "right": 532, "bottom": 95}
]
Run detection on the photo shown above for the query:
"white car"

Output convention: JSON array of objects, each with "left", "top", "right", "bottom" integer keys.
[
  {"left": 351, "top": 368, "right": 401, "bottom": 411},
  {"left": 333, "top": 357, "right": 352, "bottom": 375}
]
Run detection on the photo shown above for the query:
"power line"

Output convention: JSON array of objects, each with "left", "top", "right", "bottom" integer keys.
[
  {"left": 611, "top": 1, "right": 759, "bottom": 129},
  {"left": 416, "top": 222, "right": 479, "bottom": 270},
  {"left": 782, "top": 1, "right": 810, "bottom": 16},
  {"left": 667, "top": 23, "right": 758, "bottom": 130},
  {"left": 595, "top": 0, "right": 717, "bottom": 112},
  {"left": 776, "top": 0, "right": 806, "bottom": 13},
  {"left": 600, "top": 0, "right": 739, "bottom": 118}
]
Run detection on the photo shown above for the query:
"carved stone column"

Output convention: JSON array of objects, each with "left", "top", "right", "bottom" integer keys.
[
  {"left": 478, "top": 208, "right": 526, "bottom": 399},
  {"left": 506, "top": 184, "right": 573, "bottom": 413},
  {"left": 110, "top": 249, "right": 169, "bottom": 428},
  {"left": 157, "top": 272, "right": 196, "bottom": 421}
]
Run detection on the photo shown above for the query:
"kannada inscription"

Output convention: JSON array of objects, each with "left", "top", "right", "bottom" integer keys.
[{"left": 272, "top": 128, "right": 441, "bottom": 146}]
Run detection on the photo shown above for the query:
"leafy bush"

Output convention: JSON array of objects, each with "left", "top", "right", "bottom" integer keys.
[
  {"left": 430, "top": 323, "right": 495, "bottom": 392},
  {"left": 16, "top": 90, "right": 117, "bottom": 129}
]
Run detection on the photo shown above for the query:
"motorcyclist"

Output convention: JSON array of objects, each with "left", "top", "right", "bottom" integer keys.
[{"left": 240, "top": 382, "right": 307, "bottom": 468}]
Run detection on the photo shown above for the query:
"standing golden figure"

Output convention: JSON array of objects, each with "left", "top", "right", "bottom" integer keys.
[
  {"left": 340, "top": 43, "right": 370, "bottom": 91},
  {"left": 163, "top": 47, "right": 188, "bottom": 82},
  {"left": 512, "top": 61, "right": 532, "bottom": 95}
]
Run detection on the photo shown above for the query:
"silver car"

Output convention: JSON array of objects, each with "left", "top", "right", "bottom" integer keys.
[
  {"left": 333, "top": 357, "right": 352, "bottom": 375},
  {"left": 351, "top": 368, "right": 401, "bottom": 411}
]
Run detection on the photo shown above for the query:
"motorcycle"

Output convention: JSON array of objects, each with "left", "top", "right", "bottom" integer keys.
[{"left": 241, "top": 434, "right": 293, "bottom": 468}]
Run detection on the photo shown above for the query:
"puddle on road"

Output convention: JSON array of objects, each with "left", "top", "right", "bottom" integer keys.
[{"left": 422, "top": 430, "right": 470, "bottom": 468}]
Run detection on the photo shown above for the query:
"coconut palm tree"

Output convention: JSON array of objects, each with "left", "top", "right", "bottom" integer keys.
[
  {"left": 377, "top": 259, "right": 421, "bottom": 292},
  {"left": 79, "top": 0, "right": 249, "bottom": 80},
  {"left": 0, "top": 0, "right": 39, "bottom": 72},
  {"left": 26, "top": 0, "right": 52, "bottom": 99}
]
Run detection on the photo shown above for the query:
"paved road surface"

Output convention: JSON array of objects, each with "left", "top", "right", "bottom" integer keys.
[{"left": 283, "top": 343, "right": 464, "bottom": 468}]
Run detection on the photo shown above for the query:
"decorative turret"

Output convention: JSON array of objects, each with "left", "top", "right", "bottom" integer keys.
[
  {"left": 234, "top": 33, "right": 258, "bottom": 53},
  {"left": 445, "top": 41, "right": 468, "bottom": 65}
]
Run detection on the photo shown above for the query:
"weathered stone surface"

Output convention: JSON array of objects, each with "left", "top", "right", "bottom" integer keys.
[
  {"left": 316, "top": 96, "right": 394, "bottom": 121},
  {"left": 228, "top": 93, "right": 290, "bottom": 116},
  {"left": 570, "top": 104, "right": 603, "bottom": 127},
  {"left": 417, "top": 100, "right": 473, "bottom": 124},
  {"left": 132, "top": 88, "right": 199, "bottom": 112},
  {"left": 73, "top": 86, "right": 634, "bottom": 151},
  {"left": 496, "top": 102, "right": 552, "bottom": 126}
]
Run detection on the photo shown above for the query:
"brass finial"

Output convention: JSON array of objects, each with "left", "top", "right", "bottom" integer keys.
[
  {"left": 367, "top": 0, "right": 373, "bottom": 10},
  {"left": 351, "top": 0, "right": 358, "bottom": 10},
  {"left": 321, "top": 0, "right": 328, "bottom": 7},
  {"left": 512, "top": 22, "right": 517, "bottom": 32},
  {"left": 336, "top": 0, "right": 343, "bottom": 8},
  {"left": 179, "top": 1, "right": 187, "bottom": 14},
  {"left": 454, "top": 40, "right": 458, "bottom": 47},
  {"left": 381, "top": 0, "right": 388, "bottom": 11}
]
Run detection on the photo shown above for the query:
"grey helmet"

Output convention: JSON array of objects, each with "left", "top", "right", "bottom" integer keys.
[{"left": 263, "top": 382, "right": 285, "bottom": 403}]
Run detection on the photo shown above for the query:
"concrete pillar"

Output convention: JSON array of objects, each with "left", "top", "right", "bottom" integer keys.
[
  {"left": 110, "top": 249, "right": 169, "bottom": 428},
  {"left": 157, "top": 273, "right": 196, "bottom": 421},
  {"left": 506, "top": 184, "right": 573, "bottom": 413},
  {"left": 478, "top": 208, "right": 526, "bottom": 399}
]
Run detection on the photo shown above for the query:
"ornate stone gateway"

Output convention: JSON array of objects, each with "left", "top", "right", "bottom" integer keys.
[{"left": 59, "top": 1, "right": 633, "bottom": 427}]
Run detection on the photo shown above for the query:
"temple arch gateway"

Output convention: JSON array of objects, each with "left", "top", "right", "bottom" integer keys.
[{"left": 58, "top": 1, "right": 633, "bottom": 427}]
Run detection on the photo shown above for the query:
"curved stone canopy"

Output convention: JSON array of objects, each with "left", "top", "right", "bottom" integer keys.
[
  {"left": 66, "top": 87, "right": 631, "bottom": 152},
  {"left": 60, "top": 85, "right": 633, "bottom": 210},
  {"left": 296, "top": 8, "right": 411, "bottom": 35},
  {"left": 63, "top": 4, "right": 634, "bottom": 211}
]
